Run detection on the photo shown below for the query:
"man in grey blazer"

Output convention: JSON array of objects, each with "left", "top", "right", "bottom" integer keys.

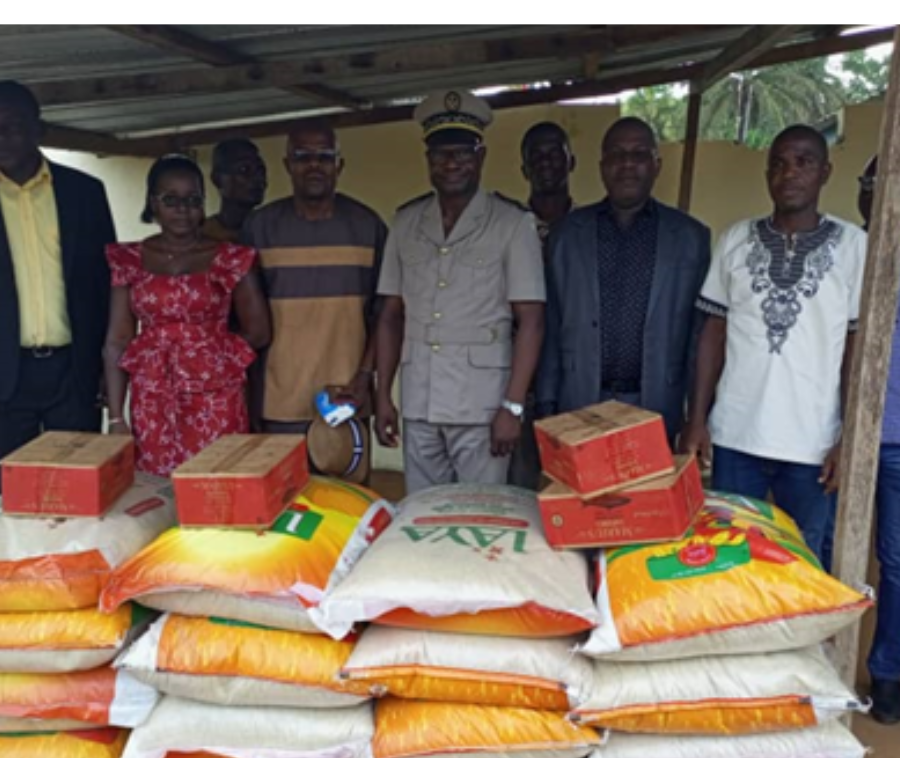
[{"left": 536, "top": 117, "right": 710, "bottom": 445}]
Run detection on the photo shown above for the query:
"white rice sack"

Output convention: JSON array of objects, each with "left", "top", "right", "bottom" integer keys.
[{"left": 312, "top": 484, "right": 598, "bottom": 639}]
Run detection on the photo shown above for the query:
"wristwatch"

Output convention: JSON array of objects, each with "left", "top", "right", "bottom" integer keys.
[{"left": 501, "top": 399, "right": 525, "bottom": 419}]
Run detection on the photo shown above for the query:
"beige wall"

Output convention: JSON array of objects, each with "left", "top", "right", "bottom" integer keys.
[{"left": 46, "top": 99, "right": 885, "bottom": 470}]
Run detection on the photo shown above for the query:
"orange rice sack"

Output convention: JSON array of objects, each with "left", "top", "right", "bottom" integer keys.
[
  {"left": 0, "top": 729, "right": 128, "bottom": 758},
  {"left": 0, "top": 604, "right": 143, "bottom": 673},
  {"left": 341, "top": 626, "right": 593, "bottom": 710},
  {"left": 571, "top": 646, "right": 862, "bottom": 735},
  {"left": 117, "top": 613, "right": 368, "bottom": 707},
  {"left": 0, "top": 474, "right": 175, "bottom": 612},
  {"left": 0, "top": 667, "right": 157, "bottom": 732},
  {"left": 598, "top": 722, "right": 866, "bottom": 758},
  {"left": 100, "top": 477, "right": 394, "bottom": 634},
  {"left": 373, "top": 698, "right": 602, "bottom": 758},
  {"left": 313, "top": 485, "right": 598, "bottom": 639},
  {"left": 123, "top": 697, "right": 374, "bottom": 758},
  {"left": 581, "top": 494, "right": 871, "bottom": 660}
]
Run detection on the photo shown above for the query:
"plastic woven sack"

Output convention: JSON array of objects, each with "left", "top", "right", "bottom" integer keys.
[
  {"left": 101, "top": 477, "right": 394, "bottom": 634},
  {"left": 341, "top": 626, "right": 593, "bottom": 709},
  {"left": 581, "top": 494, "right": 871, "bottom": 660},
  {"left": 313, "top": 485, "right": 598, "bottom": 639},
  {"left": 571, "top": 646, "right": 863, "bottom": 735},
  {"left": 0, "top": 729, "right": 128, "bottom": 758},
  {"left": 0, "top": 667, "right": 157, "bottom": 731},
  {"left": 373, "top": 698, "right": 602, "bottom": 758},
  {"left": 117, "top": 613, "right": 368, "bottom": 707},
  {"left": 0, "top": 604, "right": 143, "bottom": 673},
  {"left": 122, "top": 697, "right": 374, "bottom": 758},
  {"left": 596, "top": 721, "right": 866, "bottom": 758},
  {"left": 0, "top": 474, "right": 175, "bottom": 612}
]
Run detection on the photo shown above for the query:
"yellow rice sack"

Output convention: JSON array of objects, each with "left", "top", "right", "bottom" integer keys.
[
  {"left": 571, "top": 646, "right": 862, "bottom": 735},
  {"left": 0, "top": 667, "right": 157, "bottom": 732},
  {"left": 0, "top": 474, "right": 175, "bottom": 612},
  {"left": 341, "top": 626, "right": 593, "bottom": 709},
  {"left": 100, "top": 477, "right": 394, "bottom": 634},
  {"left": 597, "top": 721, "right": 866, "bottom": 758},
  {"left": 118, "top": 613, "right": 368, "bottom": 707},
  {"left": 313, "top": 485, "right": 598, "bottom": 640},
  {"left": 581, "top": 494, "right": 871, "bottom": 660},
  {"left": 0, "top": 604, "right": 140, "bottom": 673},
  {"left": 0, "top": 729, "right": 128, "bottom": 758},
  {"left": 123, "top": 697, "right": 374, "bottom": 758},
  {"left": 373, "top": 698, "right": 602, "bottom": 758}
]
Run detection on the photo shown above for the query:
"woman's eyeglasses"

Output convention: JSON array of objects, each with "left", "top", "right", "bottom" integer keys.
[{"left": 155, "top": 194, "right": 205, "bottom": 210}]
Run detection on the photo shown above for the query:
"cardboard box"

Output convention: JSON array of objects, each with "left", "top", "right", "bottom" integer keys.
[
  {"left": 172, "top": 435, "right": 308, "bottom": 528},
  {"left": 1, "top": 432, "right": 135, "bottom": 517},
  {"left": 535, "top": 401, "right": 674, "bottom": 496},
  {"left": 538, "top": 455, "right": 705, "bottom": 548}
]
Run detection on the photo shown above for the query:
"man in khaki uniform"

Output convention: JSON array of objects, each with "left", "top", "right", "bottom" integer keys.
[{"left": 375, "top": 89, "right": 546, "bottom": 494}]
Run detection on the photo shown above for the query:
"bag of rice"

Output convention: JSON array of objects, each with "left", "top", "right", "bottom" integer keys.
[
  {"left": 0, "top": 667, "right": 157, "bottom": 731},
  {"left": 117, "top": 613, "right": 367, "bottom": 707},
  {"left": 597, "top": 721, "right": 866, "bottom": 758},
  {"left": 0, "top": 474, "right": 175, "bottom": 612},
  {"left": 122, "top": 697, "right": 374, "bottom": 758},
  {"left": 0, "top": 604, "right": 144, "bottom": 673},
  {"left": 341, "top": 626, "right": 593, "bottom": 709},
  {"left": 373, "top": 698, "right": 601, "bottom": 758},
  {"left": 0, "top": 728, "right": 128, "bottom": 758},
  {"left": 570, "top": 646, "right": 863, "bottom": 735},
  {"left": 581, "top": 494, "right": 871, "bottom": 660},
  {"left": 101, "top": 477, "right": 394, "bottom": 634},
  {"left": 313, "top": 484, "right": 598, "bottom": 640}
]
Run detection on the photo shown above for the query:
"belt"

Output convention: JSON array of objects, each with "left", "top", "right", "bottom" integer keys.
[
  {"left": 601, "top": 379, "right": 641, "bottom": 394},
  {"left": 405, "top": 322, "right": 511, "bottom": 346},
  {"left": 21, "top": 345, "right": 70, "bottom": 359}
]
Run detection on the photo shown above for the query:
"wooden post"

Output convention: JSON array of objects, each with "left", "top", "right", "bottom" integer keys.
[
  {"left": 832, "top": 28, "right": 900, "bottom": 693},
  {"left": 678, "top": 86, "right": 703, "bottom": 212}
]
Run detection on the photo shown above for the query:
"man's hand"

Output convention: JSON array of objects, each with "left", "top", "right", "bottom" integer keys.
[
  {"left": 820, "top": 442, "right": 842, "bottom": 495},
  {"left": 341, "top": 370, "right": 373, "bottom": 409},
  {"left": 678, "top": 419, "right": 713, "bottom": 469},
  {"left": 491, "top": 407, "right": 522, "bottom": 457},
  {"left": 375, "top": 395, "right": 401, "bottom": 448}
]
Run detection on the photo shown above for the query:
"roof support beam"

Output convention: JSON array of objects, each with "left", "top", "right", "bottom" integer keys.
[
  {"left": 695, "top": 25, "right": 799, "bottom": 93},
  {"left": 41, "top": 124, "right": 159, "bottom": 157},
  {"left": 106, "top": 25, "right": 367, "bottom": 110}
]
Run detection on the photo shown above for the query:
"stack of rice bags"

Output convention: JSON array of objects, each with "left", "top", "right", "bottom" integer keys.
[
  {"left": 572, "top": 491, "right": 872, "bottom": 758},
  {"left": 102, "top": 476, "right": 394, "bottom": 758},
  {"left": 0, "top": 474, "right": 176, "bottom": 758},
  {"left": 313, "top": 484, "right": 603, "bottom": 758}
]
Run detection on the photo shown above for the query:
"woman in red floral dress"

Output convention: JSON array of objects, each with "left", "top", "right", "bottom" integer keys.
[{"left": 104, "top": 155, "right": 271, "bottom": 476}]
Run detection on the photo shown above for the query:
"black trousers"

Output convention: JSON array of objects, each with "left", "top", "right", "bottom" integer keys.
[{"left": 0, "top": 347, "right": 101, "bottom": 462}]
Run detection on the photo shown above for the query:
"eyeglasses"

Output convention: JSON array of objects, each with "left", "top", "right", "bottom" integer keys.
[
  {"left": 427, "top": 146, "right": 483, "bottom": 165},
  {"left": 224, "top": 162, "right": 267, "bottom": 178},
  {"left": 858, "top": 176, "right": 876, "bottom": 193},
  {"left": 154, "top": 194, "right": 205, "bottom": 210},
  {"left": 288, "top": 149, "right": 340, "bottom": 165},
  {"left": 602, "top": 148, "right": 658, "bottom": 166}
]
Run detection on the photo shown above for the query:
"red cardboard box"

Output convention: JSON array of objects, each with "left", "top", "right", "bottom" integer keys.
[
  {"left": 534, "top": 401, "right": 674, "bottom": 496},
  {"left": 1, "top": 432, "right": 135, "bottom": 517},
  {"left": 538, "top": 455, "right": 704, "bottom": 548},
  {"left": 172, "top": 435, "right": 308, "bottom": 529}
]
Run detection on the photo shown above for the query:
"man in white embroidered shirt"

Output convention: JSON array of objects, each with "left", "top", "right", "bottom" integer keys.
[{"left": 681, "top": 125, "right": 867, "bottom": 566}]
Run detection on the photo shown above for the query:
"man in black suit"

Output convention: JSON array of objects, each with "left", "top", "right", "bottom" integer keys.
[
  {"left": 0, "top": 80, "right": 116, "bottom": 461},
  {"left": 536, "top": 117, "right": 710, "bottom": 445}
]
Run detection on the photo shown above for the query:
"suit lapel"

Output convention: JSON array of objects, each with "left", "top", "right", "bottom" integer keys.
[
  {"left": 49, "top": 163, "right": 77, "bottom": 283},
  {"left": 446, "top": 189, "right": 487, "bottom": 246},
  {"left": 645, "top": 205, "right": 677, "bottom": 328}
]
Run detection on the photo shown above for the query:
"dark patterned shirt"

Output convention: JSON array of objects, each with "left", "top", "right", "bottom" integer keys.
[{"left": 596, "top": 199, "right": 658, "bottom": 384}]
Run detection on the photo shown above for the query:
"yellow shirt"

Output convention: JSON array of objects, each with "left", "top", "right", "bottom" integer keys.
[{"left": 0, "top": 160, "right": 71, "bottom": 347}]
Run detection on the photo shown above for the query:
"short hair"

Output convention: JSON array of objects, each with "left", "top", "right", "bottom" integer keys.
[
  {"left": 141, "top": 154, "right": 205, "bottom": 224},
  {"left": 0, "top": 80, "right": 41, "bottom": 120},
  {"left": 520, "top": 122, "right": 571, "bottom": 161},
  {"left": 286, "top": 119, "right": 339, "bottom": 152},
  {"left": 770, "top": 124, "right": 829, "bottom": 162},
  {"left": 602, "top": 117, "right": 658, "bottom": 152},
  {"left": 211, "top": 138, "right": 260, "bottom": 177}
]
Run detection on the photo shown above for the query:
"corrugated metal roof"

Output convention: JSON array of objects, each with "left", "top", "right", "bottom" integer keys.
[{"left": 0, "top": 24, "right": 887, "bottom": 149}]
